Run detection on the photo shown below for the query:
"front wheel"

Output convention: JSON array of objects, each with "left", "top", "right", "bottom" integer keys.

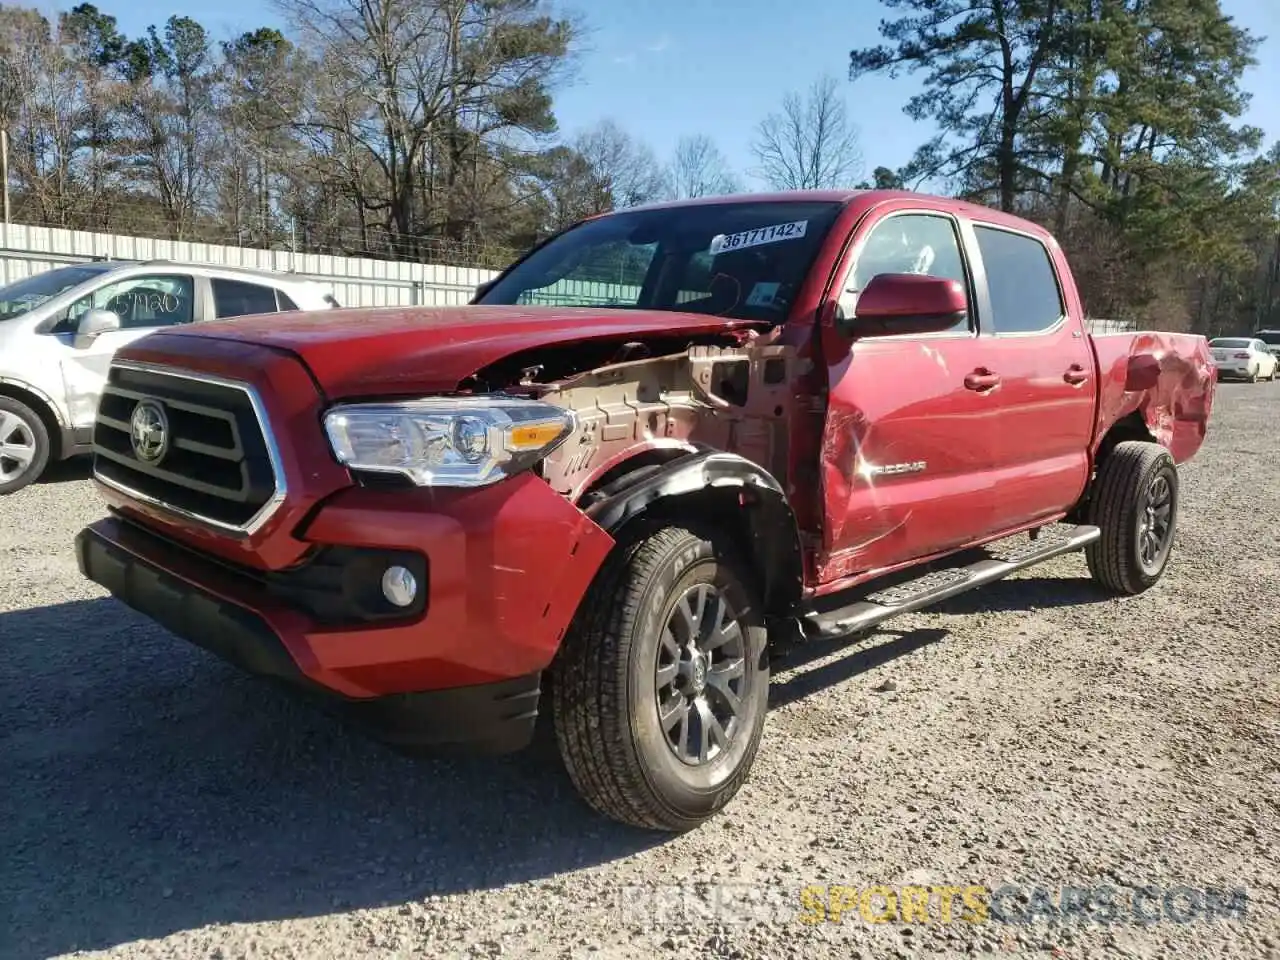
[
  {"left": 0, "top": 397, "right": 51, "bottom": 495},
  {"left": 1085, "top": 441, "right": 1179, "bottom": 595},
  {"left": 551, "top": 522, "right": 770, "bottom": 832}
]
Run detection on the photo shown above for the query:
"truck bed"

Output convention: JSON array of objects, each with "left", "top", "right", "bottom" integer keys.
[{"left": 1089, "top": 331, "right": 1216, "bottom": 464}]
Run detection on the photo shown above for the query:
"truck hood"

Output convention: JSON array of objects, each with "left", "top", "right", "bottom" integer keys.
[{"left": 157, "top": 304, "right": 766, "bottom": 397}]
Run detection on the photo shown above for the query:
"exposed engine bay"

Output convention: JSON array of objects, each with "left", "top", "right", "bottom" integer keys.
[{"left": 464, "top": 327, "right": 810, "bottom": 503}]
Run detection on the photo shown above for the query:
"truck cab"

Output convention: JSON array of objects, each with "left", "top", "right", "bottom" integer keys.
[{"left": 74, "top": 190, "right": 1216, "bottom": 832}]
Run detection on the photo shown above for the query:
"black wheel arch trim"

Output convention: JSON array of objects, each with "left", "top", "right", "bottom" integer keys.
[{"left": 582, "top": 445, "right": 805, "bottom": 617}]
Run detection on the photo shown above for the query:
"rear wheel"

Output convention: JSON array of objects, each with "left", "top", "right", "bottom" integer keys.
[
  {"left": 1085, "top": 441, "right": 1179, "bottom": 595},
  {"left": 0, "top": 397, "right": 50, "bottom": 495},
  {"left": 551, "top": 522, "right": 770, "bottom": 832}
]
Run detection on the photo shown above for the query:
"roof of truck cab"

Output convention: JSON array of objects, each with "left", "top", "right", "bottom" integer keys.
[{"left": 596, "top": 188, "right": 1058, "bottom": 239}]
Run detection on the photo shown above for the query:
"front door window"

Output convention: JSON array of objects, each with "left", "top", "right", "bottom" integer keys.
[{"left": 65, "top": 275, "right": 196, "bottom": 330}]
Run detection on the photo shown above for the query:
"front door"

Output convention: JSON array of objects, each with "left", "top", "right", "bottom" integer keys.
[
  {"left": 816, "top": 208, "right": 1006, "bottom": 585},
  {"left": 54, "top": 273, "right": 198, "bottom": 431}
]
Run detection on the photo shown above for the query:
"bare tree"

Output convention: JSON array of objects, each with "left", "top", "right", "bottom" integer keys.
[
  {"left": 665, "top": 134, "right": 739, "bottom": 199},
  {"left": 572, "top": 118, "right": 666, "bottom": 209},
  {"left": 750, "top": 73, "right": 863, "bottom": 190},
  {"left": 0, "top": 7, "right": 86, "bottom": 225},
  {"left": 118, "top": 16, "right": 222, "bottom": 238},
  {"left": 277, "top": 0, "right": 575, "bottom": 251}
]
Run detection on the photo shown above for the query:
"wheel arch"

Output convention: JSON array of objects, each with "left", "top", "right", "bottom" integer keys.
[
  {"left": 579, "top": 447, "right": 805, "bottom": 622},
  {"left": 1094, "top": 411, "right": 1158, "bottom": 466},
  {"left": 0, "top": 378, "right": 66, "bottom": 461}
]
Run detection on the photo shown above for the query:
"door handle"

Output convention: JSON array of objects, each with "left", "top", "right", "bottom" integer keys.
[
  {"left": 1064, "top": 364, "right": 1089, "bottom": 385},
  {"left": 964, "top": 369, "right": 1001, "bottom": 391}
]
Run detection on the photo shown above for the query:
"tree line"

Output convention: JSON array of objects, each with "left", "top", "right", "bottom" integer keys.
[
  {"left": 2, "top": 0, "right": 1276, "bottom": 334},
  {"left": 0, "top": 0, "right": 863, "bottom": 270}
]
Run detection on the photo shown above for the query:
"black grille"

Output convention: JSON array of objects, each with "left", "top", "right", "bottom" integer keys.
[{"left": 93, "top": 364, "right": 279, "bottom": 529}]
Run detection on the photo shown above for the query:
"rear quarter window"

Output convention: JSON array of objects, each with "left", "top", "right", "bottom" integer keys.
[{"left": 974, "top": 226, "right": 1065, "bottom": 334}]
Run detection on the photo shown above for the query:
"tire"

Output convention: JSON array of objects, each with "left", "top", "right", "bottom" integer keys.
[
  {"left": 1085, "top": 441, "right": 1179, "bottom": 595},
  {"left": 551, "top": 521, "right": 770, "bottom": 832},
  {"left": 0, "top": 396, "right": 51, "bottom": 495}
]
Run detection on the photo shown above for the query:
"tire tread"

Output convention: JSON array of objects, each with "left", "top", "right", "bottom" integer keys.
[
  {"left": 552, "top": 522, "right": 763, "bottom": 831},
  {"left": 1085, "top": 440, "right": 1175, "bottom": 595}
]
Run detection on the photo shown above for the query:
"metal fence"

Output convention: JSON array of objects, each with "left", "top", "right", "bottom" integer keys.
[
  {"left": 1085, "top": 317, "right": 1139, "bottom": 335},
  {"left": 0, "top": 222, "right": 502, "bottom": 308}
]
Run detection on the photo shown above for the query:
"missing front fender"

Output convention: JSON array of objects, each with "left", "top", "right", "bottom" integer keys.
[{"left": 583, "top": 449, "right": 804, "bottom": 619}]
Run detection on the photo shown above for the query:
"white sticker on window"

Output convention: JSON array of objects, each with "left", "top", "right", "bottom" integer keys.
[
  {"left": 709, "top": 219, "right": 808, "bottom": 255},
  {"left": 745, "top": 282, "right": 781, "bottom": 308}
]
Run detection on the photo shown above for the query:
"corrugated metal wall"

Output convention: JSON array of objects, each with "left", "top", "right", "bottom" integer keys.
[
  {"left": 0, "top": 222, "right": 501, "bottom": 308},
  {"left": 1086, "top": 317, "right": 1139, "bottom": 335}
]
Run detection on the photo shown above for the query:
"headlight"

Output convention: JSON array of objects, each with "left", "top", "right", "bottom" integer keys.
[{"left": 323, "top": 397, "right": 576, "bottom": 487}]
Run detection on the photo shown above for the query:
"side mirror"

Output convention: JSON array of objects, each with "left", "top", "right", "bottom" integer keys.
[
  {"left": 74, "top": 308, "right": 121, "bottom": 346},
  {"left": 839, "top": 273, "right": 968, "bottom": 338}
]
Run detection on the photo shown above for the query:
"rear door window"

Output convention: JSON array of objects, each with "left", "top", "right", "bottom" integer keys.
[
  {"left": 974, "top": 226, "right": 1065, "bottom": 334},
  {"left": 212, "top": 279, "right": 282, "bottom": 319}
]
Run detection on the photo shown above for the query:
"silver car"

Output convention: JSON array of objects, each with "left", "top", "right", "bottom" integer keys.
[{"left": 0, "top": 258, "right": 338, "bottom": 493}]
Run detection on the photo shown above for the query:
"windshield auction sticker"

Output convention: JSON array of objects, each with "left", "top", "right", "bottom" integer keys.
[{"left": 710, "top": 220, "right": 808, "bottom": 255}]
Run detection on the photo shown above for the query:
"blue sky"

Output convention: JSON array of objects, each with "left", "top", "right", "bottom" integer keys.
[{"left": 36, "top": 0, "right": 1280, "bottom": 187}]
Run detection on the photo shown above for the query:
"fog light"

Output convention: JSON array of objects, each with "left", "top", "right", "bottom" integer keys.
[{"left": 381, "top": 565, "right": 418, "bottom": 607}]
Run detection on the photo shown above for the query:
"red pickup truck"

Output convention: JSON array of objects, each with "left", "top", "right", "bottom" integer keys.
[{"left": 75, "top": 190, "right": 1216, "bottom": 832}]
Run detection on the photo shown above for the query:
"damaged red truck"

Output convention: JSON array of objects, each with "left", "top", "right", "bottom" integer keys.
[{"left": 76, "top": 190, "right": 1216, "bottom": 832}]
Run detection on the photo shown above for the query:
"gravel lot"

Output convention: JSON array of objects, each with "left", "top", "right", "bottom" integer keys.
[{"left": 2, "top": 381, "right": 1278, "bottom": 960}]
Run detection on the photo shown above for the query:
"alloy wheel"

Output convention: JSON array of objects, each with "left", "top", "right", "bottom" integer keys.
[
  {"left": 0, "top": 411, "right": 37, "bottom": 485},
  {"left": 654, "top": 581, "right": 748, "bottom": 766},
  {"left": 1138, "top": 471, "right": 1175, "bottom": 573}
]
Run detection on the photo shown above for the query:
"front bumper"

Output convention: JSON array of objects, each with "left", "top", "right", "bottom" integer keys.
[{"left": 76, "top": 474, "right": 615, "bottom": 752}]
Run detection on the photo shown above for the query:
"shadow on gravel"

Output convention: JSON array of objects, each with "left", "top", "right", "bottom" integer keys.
[
  {"left": 34, "top": 456, "right": 93, "bottom": 485},
  {"left": 0, "top": 599, "right": 664, "bottom": 959},
  {"left": 768, "top": 627, "right": 949, "bottom": 708},
  {"left": 929, "top": 575, "right": 1110, "bottom": 615}
]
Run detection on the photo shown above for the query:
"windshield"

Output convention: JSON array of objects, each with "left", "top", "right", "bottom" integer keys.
[
  {"left": 1253, "top": 330, "right": 1280, "bottom": 346},
  {"left": 477, "top": 200, "right": 847, "bottom": 322},
  {"left": 0, "top": 264, "right": 117, "bottom": 322},
  {"left": 1210, "top": 338, "right": 1253, "bottom": 349}
]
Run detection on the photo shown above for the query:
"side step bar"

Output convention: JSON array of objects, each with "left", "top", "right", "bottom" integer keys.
[{"left": 802, "top": 524, "right": 1101, "bottom": 639}]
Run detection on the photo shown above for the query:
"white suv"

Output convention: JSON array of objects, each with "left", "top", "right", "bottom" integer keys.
[{"left": 0, "top": 259, "right": 338, "bottom": 493}]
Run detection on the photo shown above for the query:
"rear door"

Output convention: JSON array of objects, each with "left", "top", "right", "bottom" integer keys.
[
  {"left": 964, "top": 222, "right": 1095, "bottom": 532},
  {"left": 816, "top": 204, "right": 1006, "bottom": 583},
  {"left": 56, "top": 271, "right": 199, "bottom": 431}
]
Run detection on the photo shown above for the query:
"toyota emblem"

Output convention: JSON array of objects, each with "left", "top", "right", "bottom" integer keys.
[{"left": 130, "top": 400, "right": 170, "bottom": 463}]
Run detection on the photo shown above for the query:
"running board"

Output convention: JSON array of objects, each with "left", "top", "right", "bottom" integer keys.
[{"left": 802, "top": 524, "right": 1101, "bottom": 639}]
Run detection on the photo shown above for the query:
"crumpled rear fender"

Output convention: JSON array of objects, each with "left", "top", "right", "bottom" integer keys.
[{"left": 1091, "top": 331, "right": 1216, "bottom": 464}]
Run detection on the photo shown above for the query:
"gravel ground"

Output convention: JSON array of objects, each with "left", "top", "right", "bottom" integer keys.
[{"left": 2, "top": 381, "right": 1278, "bottom": 960}]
